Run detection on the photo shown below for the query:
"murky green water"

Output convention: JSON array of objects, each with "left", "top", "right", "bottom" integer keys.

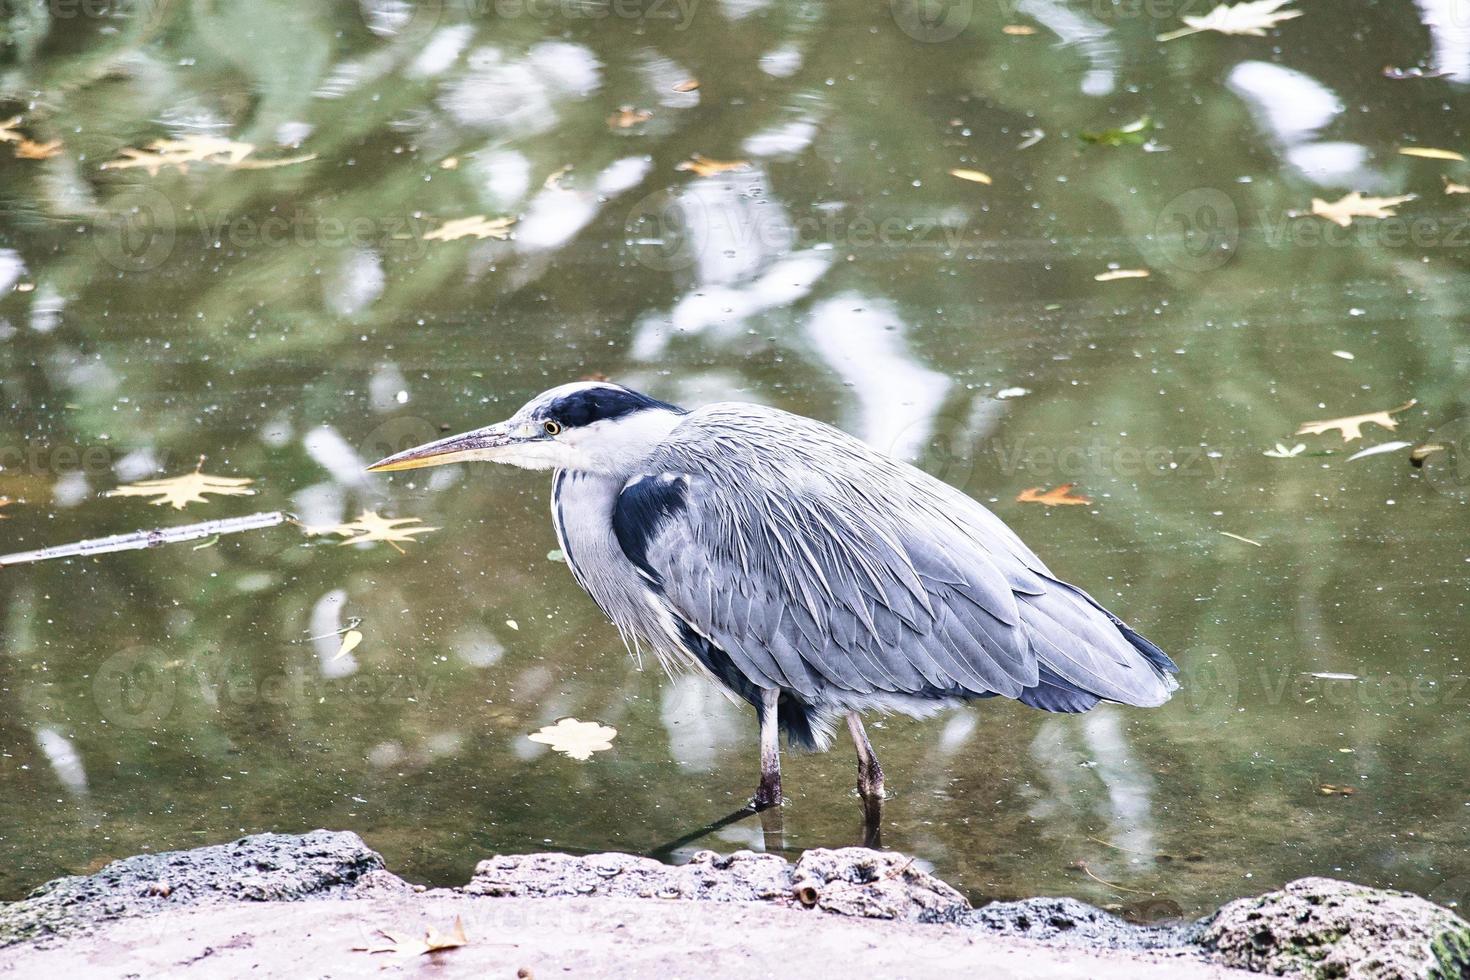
[{"left": 1, "top": 0, "right": 1468, "bottom": 920}]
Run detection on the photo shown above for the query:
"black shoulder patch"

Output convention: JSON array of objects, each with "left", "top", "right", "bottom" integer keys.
[
  {"left": 612, "top": 473, "right": 688, "bottom": 584},
  {"left": 543, "top": 386, "right": 685, "bottom": 429}
]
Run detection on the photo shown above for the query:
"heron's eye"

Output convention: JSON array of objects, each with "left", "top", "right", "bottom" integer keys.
[{"left": 543, "top": 420, "right": 562, "bottom": 436}]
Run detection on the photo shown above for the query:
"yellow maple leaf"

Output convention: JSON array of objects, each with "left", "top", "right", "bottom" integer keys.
[
  {"left": 675, "top": 154, "right": 751, "bottom": 177},
  {"left": 1295, "top": 400, "right": 1417, "bottom": 442},
  {"left": 422, "top": 216, "right": 516, "bottom": 242},
  {"left": 607, "top": 106, "right": 652, "bottom": 130},
  {"left": 527, "top": 718, "right": 618, "bottom": 761},
  {"left": 15, "top": 139, "right": 61, "bottom": 160},
  {"left": 948, "top": 168, "right": 992, "bottom": 185},
  {"left": 1158, "top": 0, "right": 1302, "bottom": 41},
  {"left": 1308, "top": 192, "right": 1416, "bottom": 228},
  {"left": 356, "top": 916, "right": 468, "bottom": 956},
  {"left": 303, "top": 511, "right": 439, "bottom": 553},
  {"left": 104, "top": 469, "right": 255, "bottom": 510},
  {"left": 100, "top": 136, "right": 314, "bottom": 176},
  {"left": 1016, "top": 484, "right": 1093, "bottom": 506}
]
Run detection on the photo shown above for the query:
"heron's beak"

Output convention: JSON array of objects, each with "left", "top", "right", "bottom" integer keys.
[{"left": 365, "top": 422, "right": 522, "bottom": 473}]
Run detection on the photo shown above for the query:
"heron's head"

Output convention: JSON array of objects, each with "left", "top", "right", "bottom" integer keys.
[{"left": 366, "top": 381, "right": 688, "bottom": 477}]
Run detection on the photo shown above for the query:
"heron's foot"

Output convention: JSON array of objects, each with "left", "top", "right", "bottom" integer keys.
[{"left": 752, "top": 773, "right": 783, "bottom": 810}]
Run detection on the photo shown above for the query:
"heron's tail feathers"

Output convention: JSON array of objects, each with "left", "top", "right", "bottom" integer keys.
[{"left": 779, "top": 695, "right": 834, "bottom": 752}]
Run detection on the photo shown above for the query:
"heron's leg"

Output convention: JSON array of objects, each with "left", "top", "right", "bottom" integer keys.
[
  {"left": 753, "top": 689, "right": 782, "bottom": 809},
  {"left": 846, "top": 711, "right": 885, "bottom": 805}
]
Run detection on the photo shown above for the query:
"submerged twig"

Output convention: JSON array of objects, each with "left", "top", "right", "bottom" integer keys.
[{"left": 0, "top": 511, "right": 289, "bottom": 567}]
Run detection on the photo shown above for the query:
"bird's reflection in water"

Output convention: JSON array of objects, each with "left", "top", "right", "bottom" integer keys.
[{"left": 645, "top": 795, "right": 882, "bottom": 864}]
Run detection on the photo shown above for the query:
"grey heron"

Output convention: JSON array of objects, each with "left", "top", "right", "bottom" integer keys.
[{"left": 368, "top": 381, "right": 1179, "bottom": 814}]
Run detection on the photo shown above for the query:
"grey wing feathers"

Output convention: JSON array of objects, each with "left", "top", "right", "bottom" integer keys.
[{"left": 630, "top": 404, "right": 1178, "bottom": 711}]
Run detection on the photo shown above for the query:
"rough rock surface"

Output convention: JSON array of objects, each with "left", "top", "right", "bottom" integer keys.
[
  {"left": 0, "top": 829, "right": 407, "bottom": 948},
  {"left": 971, "top": 895, "right": 1199, "bottom": 951},
  {"left": 1200, "top": 876, "right": 1470, "bottom": 979},
  {"left": 465, "top": 847, "right": 967, "bottom": 923}
]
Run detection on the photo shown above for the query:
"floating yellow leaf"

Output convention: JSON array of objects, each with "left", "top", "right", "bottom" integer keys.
[
  {"left": 1318, "top": 784, "right": 1357, "bottom": 797},
  {"left": 1095, "top": 268, "right": 1150, "bottom": 281},
  {"left": 1295, "top": 400, "right": 1417, "bottom": 442},
  {"left": 356, "top": 916, "right": 468, "bottom": 956},
  {"left": 948, "top": 168, "right": 992, "bottom": 185},
  {"left": 1002, "top": 24, "right": 1037, "bottom": 35},
  {"left": 673, "top": 79, "right": 700, "bottom": 92},
  {"left": 15, "top": 139, "right": 61, "bottom": 160},
  {"left": 331, "top": 629, "right": 363, "bottom": 663},
  {"left": 675, "top": 154, "right": 751, "bottom": 177},
  {"left": 0, "top": 497, "right": 13, "bottom": 518},
  {"left": 1399, "top": 146, "right": 1465, "bottom": 162},
  {"left": 104, "top": 469, "right": 255, "bottom": 510},
  {"left": 1443, "top": 176, "right": 1470, "bottom": 195},
  {"left": 0, "top": 116, "right": 23, "bottom": 143},
  {"left": 303, "top": 511, "right": 440, "bottom": 553},
  {"left": 1308, "top": 192, "right": 1416, "bottom": 228},
  {"left": 543, "top": 164, "right": 572, "bottom": 190},
  {"left": 422, "top": 215, "right": 516, "bottom": 242},
  {"left": 1016, "top": 484, "right": 1092, "bottom": 506},
  {"left": 527, "top": 718, "right": 617, "bottom": 761},
  {"left": 439, "top": 157, "right": 459, "bottom": 170},
  {"left": 1157, "top": 0, "right": 1302, "bottom": 41},
  {"left": 608, "top": 106, "right": 652, "bottom": 129},
  {"left": 100, "top": 136, "right": 314, "bottom": 175}
]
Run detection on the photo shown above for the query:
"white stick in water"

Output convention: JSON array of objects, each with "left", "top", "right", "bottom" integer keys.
[{"left": 0, "top": 511, "right": 290, "bottom": 567}]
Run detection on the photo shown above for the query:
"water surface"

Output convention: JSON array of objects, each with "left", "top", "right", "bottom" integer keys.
[{"left": 1, "top": 0, "right": 1468, "bottom": 919}]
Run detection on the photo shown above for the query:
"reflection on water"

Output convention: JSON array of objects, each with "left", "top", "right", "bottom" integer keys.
[{"left": 1, "top": 0, "right": 1469, "bottom": 918}]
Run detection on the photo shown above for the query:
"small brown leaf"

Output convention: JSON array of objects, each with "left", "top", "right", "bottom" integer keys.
[
  {"left": 1318, "top": 784, "right": 1356, "bottom": 796},
  {"left": 672, "top": 79, "right": 700, "bottom": 92},
  {"left": 675, "top": 154, "right": 751, "bottom": 177},
  {"left": 1295, "top": 400, "right": 1417, "bottom": 442},
  {"left": 357, "top": 916, "right": 468, "bottom": 956},
  {"left": 422, "top": 215, "right": 516, "bottom": 241},
  {"left": 1399, "top": 146, "right": 1465, "bottom": 162},
  {"left": 948, "top": 168, "right": 992, "bottom": 185},
  {"left": 608, "top": 106, "right": 652, "bottom": 130},
  {"left": 0, "top": 497, "right": 13, "bottom": 518},
  {"left": 1016, "top": 484, "right": 1093, "bottom": 506},
  {"left": 15, "top": 139, "right": 61, "bottom": 160},
  {"left": 1409, "top": 442, "right": 1445, "bottom": 467},
  {"left": 1308, "top": 192, "right": 1416, "bottom": 228}
]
